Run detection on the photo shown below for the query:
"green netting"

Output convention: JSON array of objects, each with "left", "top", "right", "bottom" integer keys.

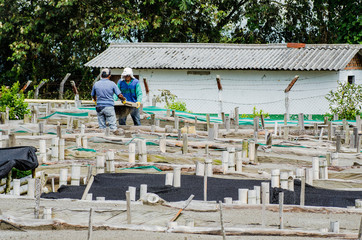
[
  {"left": 74, "top": 148, "right": 97, "bottom": 152},
  {"left": 119, "top": 166, "right": 162, "bottom": 172},
  {"left": 39, "top": 111, "right": 88, "bottom": 119}
]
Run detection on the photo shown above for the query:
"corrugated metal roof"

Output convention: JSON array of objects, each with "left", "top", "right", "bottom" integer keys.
[{"left": 84, "top": 43, "right": 362, "bottom": 71}]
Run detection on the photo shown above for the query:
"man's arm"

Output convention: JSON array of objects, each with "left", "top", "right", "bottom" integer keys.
[{"left": 135, "top": 83, "right": 143, "bottom": 103}]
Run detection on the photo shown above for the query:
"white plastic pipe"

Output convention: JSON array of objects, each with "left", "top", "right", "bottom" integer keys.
[
  {"left": 165, "top": 173, "right": 173, "bottom": 186},
  {"left": 248, "top": 190, "right": 257, "bottom": 204},
  {"left": 39, "top": 139, "right": 47, "bottom": 163},
  {"left": 238, "top": 188, "right": 248, "bottom": 204},
  {"left": 128, "top": 186, "right": 136, "bottom": 201},
  {"left": 222, "top": 151, "right": 229, "bottom": 174},
  {"left": 59, "top": 168, "right": 68, "bottom": 187},
  {"left": 224, "top": 197, "right": 232, "bottom": 204},
  {"left": 312, "top": 157, "right": 319, "bottom": 180},
  {"left": 271, "top": 169, "right": 280, "bottom": 188},
  {"left": 235, "top": 152, "right": 242, "bottom": 173},
  {"left": 280, "top": 172, "right": 288, "bottom": 189},
  {"left": 261, "top": 182, "right": 270, "bottom": 204},
  {"left": 13, "top": 179, "right": 21, "bottom": 196},
  {"left": 71, "top": 165, "right": 81, "bottom": 186},
  {"left": 27, "top": 178, "right": 35, "bottom": 198},
  {"left": 140, "top": 184, "right": 147, "bottom": 200}
]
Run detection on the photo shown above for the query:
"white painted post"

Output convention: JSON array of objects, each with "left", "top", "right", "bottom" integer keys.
[
  {"left": 227, "top": 147, "right": 235, "bottom": 172},
  {"left": 254, "top": 186, "right": 261, "bottom": 204},
  {"left": 249, "top": 140, "right": 256, "bottom": 163},
  {"left": 288, "top": 171, "right": 294, "bottom": 191},
  {"left": 71, "top": 164, "right": 81, "bottom": 186},
  {"left": 195, "top": 161, "right": 204, "bottom": 176},
  {"left": 140, "top": 184, "right": 147, "bottom": 200},
  {"left": 222, "top": 151, "right": 229, "bottom": 174},
  {"left": 224, "top": 197, "right": 232, "bottom": 204},
  {"left": 271, "top": 169, "right": 280, "bottom": 188},
  {"left": 319, "top": 159, "right": 328, "bottom": 180},
  {"left": 235, "top": 152, "right": 243, "bottom": 173},
  {"left": 106, "top": 150, "right": 115, "bottom": 173},
  {"left": 59, "top": 138, "right": 65, "bottom": 161},
  {"left": 76, "top": 135, "right": 82, "bottom": 148},
  {"left": 39, "top": 139, "right": 47, "bottom": 163},
  {"left": 173, "top": 167, "right": 181, "bottom": 188},
  {"left": 82, "top": 136, "right": 88, "bottom": 148},
  {"left": 51, "top": 137, "right": 59, "bottom": 162},
  {"left": 80, "top": 124, "right": 85, "bottom": 135},
  {"left": 96, "top": 156, "right": 105, "bottom": 174},
  {"left": 138, "top": 139, "right": 147, "bottom": 163},
  {"left": 159, "top": 138, "right": 166, "bottom": 153},
  {"left": 128, "top": 143, "right": 136, "bottom": 164},
  {"left": 205, "top": 158, "right": 213, "bottom": 177},
  {"left": 261, "top": 182, "right": 270, "bottom": 204},
  {"left": 312, "top": 157, "right": 320, "bottom": 180}
]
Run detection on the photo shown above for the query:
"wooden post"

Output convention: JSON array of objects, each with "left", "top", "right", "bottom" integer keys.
[
  {"left": 336, "top": 135, "right": 341, "bottom": 153},
  {"left": 182, "top": 133, "right": 188, "bottom": 154},
  {"left": 300, "top": 170, "right": 306, "bottom": 206},
  {"left": 234, "top": 107, "right": 239, "bottom": 132},
  {"left": 88, "top": 208, "right": 93, "bottom": 240},
  {"left": 358, "top": 216, "right": 362, "bottom": 240},
  {"left": 218, "top": 201, "right": 226, "bottom": 240},
  {"left": 216, "top": 75, "right": 223, "bottom": 117},
  {"left": 298, "top": 113, "right": 304, "bottom": 130},
  {"left": 328, "top": 121, "right": 332, "bottom": 141},
  {"left": 34, "top": 178, "right": 41, "bottom": 219},
  {"left": 206, "top": 114, "right": 210, "bottom": 131},
  {"left": 279, "top": 192, "right": 284, "bottom": 229},
  {"left": 81, "top": 175, "right": 94, "bottom": 200},
  {"left": 126, "top": 190, "right": 131, "bottom": 224},
  {"left": 59, "top": 73, "right": 71, "bottom": 100},
  {"left": 143, "top": 78, "right": 150, "bottom": 106}
]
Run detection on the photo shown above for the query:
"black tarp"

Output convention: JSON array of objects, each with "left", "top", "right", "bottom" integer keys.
[
  {"left": 0, "top": 146, "right": 38, "bottom": 178},
  {"left": 42, "top": 173, "right": 362, "bottom": 208}
]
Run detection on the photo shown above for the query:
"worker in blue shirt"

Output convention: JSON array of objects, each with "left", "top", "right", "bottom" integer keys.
[
  {"left": 117, "top": 67, "right": 142, "bottom": 126},
  {"left": 91, "top": 68, "right": 126, "bottom": 131}
]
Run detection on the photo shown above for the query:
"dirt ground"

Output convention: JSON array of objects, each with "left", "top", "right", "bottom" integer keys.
[{"left": 1, "top": 116, "right": 362, "bottom": 239}]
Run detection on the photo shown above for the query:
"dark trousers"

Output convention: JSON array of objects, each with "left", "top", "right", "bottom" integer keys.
[{"left": 119, "top": 108, "right": 141, "bottom": 126}]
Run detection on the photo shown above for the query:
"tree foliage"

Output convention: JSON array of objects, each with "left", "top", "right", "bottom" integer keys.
[
  {"left": 0, "top": 82, "right": 29, "bottom": 120},
  {"left": 0, "top": 0, "right": 360, "bottom": 98},
  {"left": 325, "top": 81, "right": 362, "bottom": 120}
]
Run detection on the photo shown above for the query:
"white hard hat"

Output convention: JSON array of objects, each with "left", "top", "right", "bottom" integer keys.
[{"left": 121, "top": 67, "right": 134, "bottom": 78}]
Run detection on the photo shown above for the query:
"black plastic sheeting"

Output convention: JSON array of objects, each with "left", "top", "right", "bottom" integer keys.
[
  {"left": 42, "top": 173, "right": 362, "bottom": 208},
  {"left": 0, "top": 146, "right": 39, "bottom": 178}
]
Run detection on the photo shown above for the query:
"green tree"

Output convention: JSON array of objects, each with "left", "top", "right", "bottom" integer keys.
[{"left": 325, "top": 81, "right": 362, "bottom": 120}]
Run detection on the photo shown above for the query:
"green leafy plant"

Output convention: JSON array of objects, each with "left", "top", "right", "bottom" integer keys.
[
  {"left": 154, "top": 89, "right": 188, "bottom": 112},
  {"left": 325, "top": 81, "right": 362, "bottom": 120},
  {"left": 0, "top": 82, "right": 30, "bottom": 119},
  {"left": 251, "top": 106, "right": 269, "bottom": 118}
]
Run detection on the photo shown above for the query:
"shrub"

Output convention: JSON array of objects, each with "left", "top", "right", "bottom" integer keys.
[
  {"left": 325, "top": 81, "right": 362, "bottom": 120},
  {"left": 0, "top": 81, "right": 30, "bottom": 120}
]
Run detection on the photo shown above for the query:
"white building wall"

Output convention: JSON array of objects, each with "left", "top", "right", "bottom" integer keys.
[
  {"left": 339, "top": 69, "right": 362, "bottom": 85},
  {"left": 112, "top": 68, "right": 350, "bottom": 115}
]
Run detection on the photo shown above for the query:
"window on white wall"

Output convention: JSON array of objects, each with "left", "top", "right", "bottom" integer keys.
[{"left": 348, "top": 75, "right": 355, "bottom": 84}]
